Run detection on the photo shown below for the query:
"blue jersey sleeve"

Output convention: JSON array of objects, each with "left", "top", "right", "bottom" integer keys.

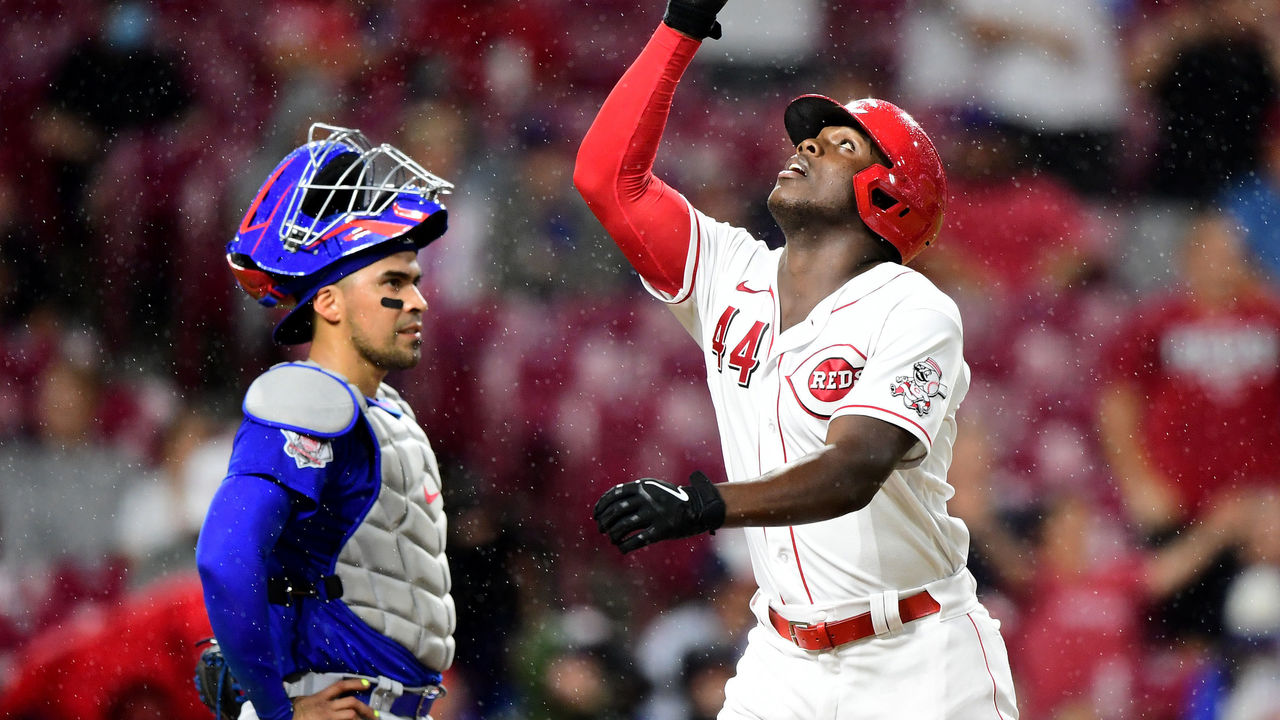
[
  {"left": 226, "top": 417, "right": 339, "bottom": 511},
  {"left": 196, "top": 474, "right": 296, "bottom": 720}
]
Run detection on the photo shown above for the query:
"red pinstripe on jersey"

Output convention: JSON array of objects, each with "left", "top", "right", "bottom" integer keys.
[
  {"left": 774, "top": 355, "right": 816, "bottom": 605},
  {"left": 775, "top": 357, "right": 788, "bottom": 463},
  {"left": 790, "top": 526, "right": 815, "bottom": 604},
  {"left": 967, "top": 612, "right": 1010, "bottom": 720},
  {"left": 681, "top": 211, "right": 704, "bottom": 302},
  {"left": 760, "top": 286, "right": 779, "bottom": 359}
]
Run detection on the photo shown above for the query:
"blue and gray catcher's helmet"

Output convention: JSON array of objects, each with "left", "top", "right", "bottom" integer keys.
[{"left": 228, "top": 123, "right": 452, "bottom": 344}]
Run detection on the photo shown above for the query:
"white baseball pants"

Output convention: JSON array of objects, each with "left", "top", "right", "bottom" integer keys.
[{"left": 719, "top": 604, "right": 1018, "bottom": 719}]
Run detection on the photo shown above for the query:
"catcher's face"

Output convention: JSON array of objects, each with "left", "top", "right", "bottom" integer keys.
[
  {"left": 768, "top": 124, "right": 880, "bottom": 226},
  {"left": 338, "top": 251, "right": 427, "bottom": 371}
]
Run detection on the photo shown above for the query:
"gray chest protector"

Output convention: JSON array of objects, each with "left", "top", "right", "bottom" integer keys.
[{"left": 244, "top": 362, "right": 456, "bottom": 672}]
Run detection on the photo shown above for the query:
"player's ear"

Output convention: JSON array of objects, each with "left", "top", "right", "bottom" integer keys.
[{"left": 312, "top": 285, "right": 343, "bottom": 324}]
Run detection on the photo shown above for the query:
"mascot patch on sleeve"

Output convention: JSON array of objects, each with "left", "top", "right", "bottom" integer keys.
[
  {"left": 281, "top": 429, "right": 334, "bottom": 469},
  {"left": 890, "top": 357, "right": 948, "bottom": 417}
]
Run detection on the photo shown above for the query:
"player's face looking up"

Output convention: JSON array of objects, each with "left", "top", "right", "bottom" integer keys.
[
  {"left": 332, "top": 250, "right": 427, "bottom": 371},
  {"left": 767, "top": 124, "right": 883, "bottom": 230}
]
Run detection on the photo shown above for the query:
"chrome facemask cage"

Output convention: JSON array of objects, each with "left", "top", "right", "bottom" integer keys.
[{"left": 280, "top": 123, "right": 455, "bottom": 253}]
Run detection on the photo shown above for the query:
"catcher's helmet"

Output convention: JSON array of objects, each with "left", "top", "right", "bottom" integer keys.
[
  {"left": 228, "top": 123, "right": 452, "bottom": 344},
  {"left": 784, "top": 95, "right": 946, "bottom": 264}
]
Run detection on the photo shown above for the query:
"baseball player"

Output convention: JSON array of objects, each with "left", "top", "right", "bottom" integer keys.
[
  {"left": 576, "top": 1, "right": 1020, "bottom": 717},
  {"left": 195, "top": 124, "right": 456, "bottom": 720}
]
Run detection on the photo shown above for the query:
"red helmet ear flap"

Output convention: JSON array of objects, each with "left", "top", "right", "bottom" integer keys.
[
  {"left": 227, "top": 253, "right": 294, "bottom": 308},
  {"left": 852, "top": 164, "right": 942, "bottom": 264}
]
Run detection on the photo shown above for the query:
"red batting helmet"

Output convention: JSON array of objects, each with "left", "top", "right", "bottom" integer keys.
[{"left": 784, "top": 95, "right": 946, "bottom": 264}]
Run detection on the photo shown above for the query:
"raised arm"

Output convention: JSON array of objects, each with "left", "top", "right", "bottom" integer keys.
[{"left": 572, "top": 3, "right": 723, "bottom": 297}]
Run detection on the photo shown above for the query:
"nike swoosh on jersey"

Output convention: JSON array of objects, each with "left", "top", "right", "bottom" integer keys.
[
  {"left": 424, "top": 488, "right": 441, "bottom": 504},
  {"left": 643, "top": 480, "right": 689, "bottom": 502},
  {"left": 735, "top": 281, "right": 767, "bottom": 294}
]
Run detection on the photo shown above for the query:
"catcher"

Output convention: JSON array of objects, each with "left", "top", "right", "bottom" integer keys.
[{"left": 195, "top": 123, "right": 456, "bottom": 720}]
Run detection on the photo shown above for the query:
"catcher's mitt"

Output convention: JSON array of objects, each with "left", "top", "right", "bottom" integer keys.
[{"left": 194, "top": 637, "right": 248, "bottom": 720}]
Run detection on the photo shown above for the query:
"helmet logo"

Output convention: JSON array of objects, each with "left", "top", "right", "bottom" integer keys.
[{"left": 393, "top": 204, "right": 427, "bottom": 221}]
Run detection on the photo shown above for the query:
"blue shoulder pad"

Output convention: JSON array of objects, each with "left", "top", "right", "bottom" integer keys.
[{"left": 242, "top": 362, "right": 363, "bottom": 438}]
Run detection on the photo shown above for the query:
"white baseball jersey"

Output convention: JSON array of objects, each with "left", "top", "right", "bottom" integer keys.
[
  {"left": 576, "top": 24, "right": 1017, "bottom": 718},
  {"left": 649, "top": 205, "right": 972, "bottom": 609}
]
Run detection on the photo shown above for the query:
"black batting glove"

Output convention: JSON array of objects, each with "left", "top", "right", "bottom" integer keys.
[
  {"left": 593, "top": 471, "right": 727, "bottom": 554},
  {"left": 663, "top": 0, "right": 728, "bottom": 40}
]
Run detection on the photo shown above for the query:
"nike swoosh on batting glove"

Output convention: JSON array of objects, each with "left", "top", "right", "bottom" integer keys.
[{"left": 592, "top": 471, "right": 726, "bottom": 554}]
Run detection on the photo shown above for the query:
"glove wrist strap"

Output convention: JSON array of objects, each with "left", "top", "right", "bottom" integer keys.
[
  {"left": 663, "top": 0, "right": 723, "bottom": 40},
  {"left": 690, "top": 472, "right": 727, "bottom": 533}
]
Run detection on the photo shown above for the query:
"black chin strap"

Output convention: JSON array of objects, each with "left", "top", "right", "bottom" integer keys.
[{"left": 380, "top": 297, "right": 404, "bottom": 309}]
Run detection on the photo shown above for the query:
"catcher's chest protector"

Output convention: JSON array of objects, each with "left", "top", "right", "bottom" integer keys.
[
  {"left": 244, "top": 362, "right": 456, "bottom": 672},
  {"left": 341, "top": 383, "right": 456, "bottom": 672}
]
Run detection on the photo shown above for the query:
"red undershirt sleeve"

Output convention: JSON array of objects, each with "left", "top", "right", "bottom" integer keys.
[{"left": 573, "top": 24, "right": 703, "bottom": 298}]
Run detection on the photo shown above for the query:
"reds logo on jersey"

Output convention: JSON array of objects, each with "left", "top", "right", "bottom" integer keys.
[
  {"left": 281, "top": 429, "right": 334, "bottom": 469},
  {"left": 890, "top": 358, "right": 948, "bottom": 417},
  {"left": 787, "top": 344, "right": 866, "bottom": 418},
  {"left": 809, "top": 358, "right": 859, "bottom": 401}
]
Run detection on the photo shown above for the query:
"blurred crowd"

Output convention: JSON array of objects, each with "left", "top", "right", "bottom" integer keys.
[{"left": 2, "top": 0, "right": 1280, "bottom": 718}]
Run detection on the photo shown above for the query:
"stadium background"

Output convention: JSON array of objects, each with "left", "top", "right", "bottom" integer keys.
[{"left": 2, "top": 0, "right": 1280, "bottom": 718}]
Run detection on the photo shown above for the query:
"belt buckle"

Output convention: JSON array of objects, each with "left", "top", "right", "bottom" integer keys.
[
  {"left": 787, "top": 618, "right": 836, "bottom": 650},
  {"left": 413, "top": 685, "right": 444, "bottom": 719},
  {"left": 787, "top": 619, "right": 808, "bottom": 645}
]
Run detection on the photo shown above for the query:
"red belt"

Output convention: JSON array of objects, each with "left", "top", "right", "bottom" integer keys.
[{"left": 768, "top": 591, "right": 941, "bottom": 651}]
